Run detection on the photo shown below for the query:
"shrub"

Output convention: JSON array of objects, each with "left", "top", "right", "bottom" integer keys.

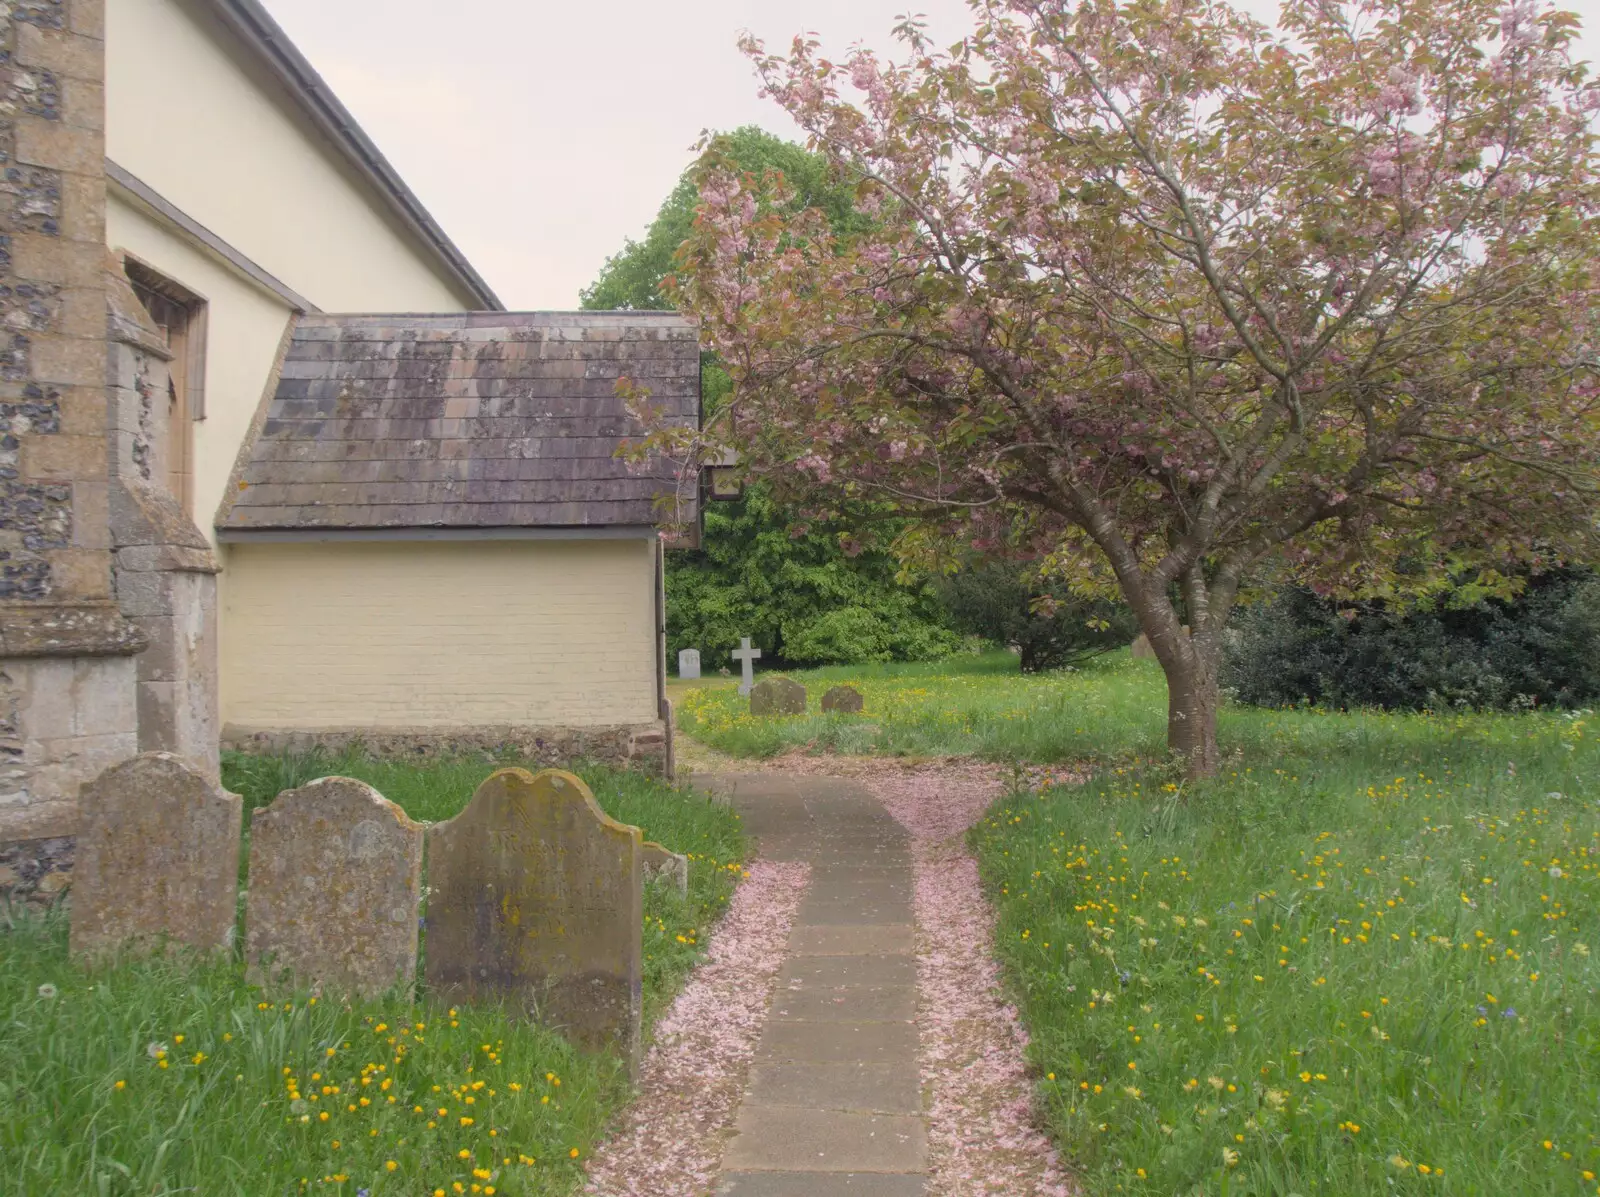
[
  {"left": 1222, "top": 571, "right": 1600, "bottom": 710},
  {"left": 666, "top": 484, "right": 958, "bottom": 669},
  {"left": 937, "top": 561, "right": 1136, "bottom": 672}
]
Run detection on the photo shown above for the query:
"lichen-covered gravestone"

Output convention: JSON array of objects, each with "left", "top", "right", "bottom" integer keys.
[
  {"left": 424, "top": 768, "right": 643, "bottom": 1073},
  {"left": 750, "top": 676, "right": 806, "bottom": 716},
  {"left": 245, "top": 777, "right": 423, "bottom": 998},
  {"left": 821, "top": 684, "right": 865, "bottom": 714},
  {"left": 677, "top": 648, "right": 701, "bottom": 680},
  {"left": 641, "top": 841, "right": 689, "bottom": 898},
  {"left": 70, "top": 753, "right": 242, "bottom": 960}
]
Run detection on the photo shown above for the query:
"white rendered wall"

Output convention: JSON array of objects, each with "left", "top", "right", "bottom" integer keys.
[
  {"left": 220, "top": 539, "right": 659, "bottom": 730},
  {"left": 105, "top": 0, "right": 475, "bottom": 313}
]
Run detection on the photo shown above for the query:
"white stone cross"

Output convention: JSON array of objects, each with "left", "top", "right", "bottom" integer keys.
[{"left": 732, "top": 637, "right": 762, "bottom": 696}]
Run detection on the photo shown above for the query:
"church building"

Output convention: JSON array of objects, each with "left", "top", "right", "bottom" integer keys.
[{"left": 0, "top": 0, "right": 694, "bottom": 879}]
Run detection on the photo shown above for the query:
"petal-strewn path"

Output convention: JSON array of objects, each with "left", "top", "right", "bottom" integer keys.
[
  {"left": 703, "top": 765, "right": 1076, "bottom": 1197},
  {"left": 584, "top": 762, "right": 1075, "bottom": 1196}
]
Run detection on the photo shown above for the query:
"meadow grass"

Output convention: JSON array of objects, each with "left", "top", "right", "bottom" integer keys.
[
  {"left": 970, "top": 679, "right": 1600, "bottom": 1195},
  {"left": 676, "top": 649, "right": 1163, "bottom": 762},
  {"left": 1, "top": 755, "right": 744, "bottom": 1197}
]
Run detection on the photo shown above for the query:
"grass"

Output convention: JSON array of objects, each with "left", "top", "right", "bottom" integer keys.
[
  {"left": 1, "top": 753, "right": 744, "bottom": 1197},
  {"left": 968, "top": 671, "right": 1600, "bottom": 1195},
  {"left": 675, "top": 649, "right": 1162, "bottom": 762}
]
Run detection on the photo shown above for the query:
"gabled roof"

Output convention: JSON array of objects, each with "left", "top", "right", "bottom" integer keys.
[
  {"left": 217, "top": 312, "right": 700, "bottom": 536},
  {"left": 203, "top": 0, "right": 503, "bottom": 311}
]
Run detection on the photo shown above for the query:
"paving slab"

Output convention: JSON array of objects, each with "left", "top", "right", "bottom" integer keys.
[
  {"left": 779, "top": 953, "right": 917, "bottom": 987},
  {"left": 719, "top": 1171, "right": 926, "bottom": 1196},
  {"left": 723, "top": 1106, "right": 926, "bottom": 1172},
  {"left": 796, "top": 898, "right": 916, "bottom": 927},
  {"left": 716, "top": 773, "right": 928, "bottom": 1190},
  {"left": 771, "top": 984, "right": 917, "bottom": 1023},
  {"left": 745, "top": 1060, "right": 922, "bottom": 1114},
  {"left": 758, "top": 1018, "right": 920, "bottom": 1065},
  {"left": 791, "top": 924, "right": 916, "bottom": 956}
]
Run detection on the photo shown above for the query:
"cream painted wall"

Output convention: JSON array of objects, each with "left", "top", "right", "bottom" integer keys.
[
  {"left": 105, "top": 0, "right": 475, "bottom": 313},
  {"left": 220, "top": 539, "right": 659, "bottom": 730},
  {"left": 107, "top": 192, "right": 294, "bottom": 546}
]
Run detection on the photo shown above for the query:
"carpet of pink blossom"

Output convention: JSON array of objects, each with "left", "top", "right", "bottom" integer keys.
[
  {"left": 870, "top": 764, "right": 1081, "bottom": 1197},
  {"left": 582, "top": 859, "right": 810, "bottom": 1197}
]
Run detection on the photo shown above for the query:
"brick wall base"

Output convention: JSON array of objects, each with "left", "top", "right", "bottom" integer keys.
[{"left": 220, "top": 721, "right": 671, "bottom": 777}]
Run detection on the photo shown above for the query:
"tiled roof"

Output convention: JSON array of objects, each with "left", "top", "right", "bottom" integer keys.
[{"left": 218, "top": 312, "right": 699, "bottom": 533}]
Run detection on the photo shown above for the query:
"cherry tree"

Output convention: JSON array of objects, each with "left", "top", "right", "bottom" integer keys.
[{"left": 646, "top": 0, "right": 1600, "bottom": 776}]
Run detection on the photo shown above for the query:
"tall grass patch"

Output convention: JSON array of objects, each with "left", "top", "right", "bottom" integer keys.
[
  {"left": 677, "top": 650, "right": 1163, "bottom": 761},
  {"left": 973, "top": 702, "right": 1600, "bottom": 1195}
]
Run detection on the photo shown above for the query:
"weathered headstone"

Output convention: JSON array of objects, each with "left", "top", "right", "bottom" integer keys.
[
  {"left": 821, "top": 684, "right": 865, "bottom": 714},
  {"left": 641, "top": 841, "right": 689, "bottom": 898},
  {"left": 677, "top": 648, "right": 701, "bottom": 680},
  {"left": 751, "top": 676, "right": 807, "bottom": 716},
  {"left": 424, "top": 768, "right": 643, "bottom": 1072},
  {"left": 1131, "top": 633, "right": 1155, "bottom": 659},
  {"left": 70, "top": 753, "right": 242, "bottom": 960},
  {"left": 732, "top": 636, "right": 762, "bottom": 696},
  {"left": 245, "top": 777, "right": 423, "bottom": 998}
]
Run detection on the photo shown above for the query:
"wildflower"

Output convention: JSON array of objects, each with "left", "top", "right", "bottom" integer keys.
[
  {"left": 37, "top": 983, "right": 58, "bottom": 1000},
  {"left": 1222, "top": 1148, "right": 1240, "bottom": 1167}
]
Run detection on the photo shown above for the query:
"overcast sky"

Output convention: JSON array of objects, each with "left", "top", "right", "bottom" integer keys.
[{"left": 259, "top": 0, "right": 1600, "bottom": 311}]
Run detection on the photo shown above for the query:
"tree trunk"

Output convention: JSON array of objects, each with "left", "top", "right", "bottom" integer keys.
[{"left": 1165, "top": 651, "right": 1221, "bottom": 780}]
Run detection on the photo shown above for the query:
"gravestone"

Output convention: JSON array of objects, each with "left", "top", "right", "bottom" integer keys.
[
  {"left": 70, "top": 753, "right": 242, "bottom": 960},
  {"left": 245, "top": 777, "right": 423, "bottom": 998},
  {"left": 425, "top": 768, "right": 643, "bottom": 1073},
  {"left": 641, "top": 841, "right": 689, "bottom": 898},
  {"left": 677, "top": 648, "right": 701, "bottom": 680},
  {"left": 1131, "top": 633, "right": 1155, "bottom": 659},
  {"left": 821, "top": 684, "right": 865, "bottom": 714},
  {"left": 731, "top": 636, "right": 762, "bottom": 696},
  {"left": 751, "top": 676, "right": 807, "bottom": 716}
]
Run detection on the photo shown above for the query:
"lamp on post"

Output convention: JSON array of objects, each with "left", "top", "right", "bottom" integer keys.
[{"left": 704, "top": 448, "right": 743, "bottom": 501}]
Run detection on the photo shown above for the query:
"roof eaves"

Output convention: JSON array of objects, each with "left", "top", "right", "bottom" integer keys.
[{"left": 203, "top": 0, "right": 506, "bottom": 312}]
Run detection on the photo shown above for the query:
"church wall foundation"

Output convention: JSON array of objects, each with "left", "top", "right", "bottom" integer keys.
[{"left": 220, "top": 720, "right": 671, "bottom": 777}]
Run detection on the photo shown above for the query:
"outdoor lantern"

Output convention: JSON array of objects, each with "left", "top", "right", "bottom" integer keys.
[{"left": 704, "top": 448, "right": 743, "bottom": 501}]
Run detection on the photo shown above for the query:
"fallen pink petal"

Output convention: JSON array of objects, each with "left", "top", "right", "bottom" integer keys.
[
  {"left": 870, "top": 763, "right": 1082, "bottom": 1197},
  {"left": 583, "top": 859, "right": 810, "bottom": 1196}
]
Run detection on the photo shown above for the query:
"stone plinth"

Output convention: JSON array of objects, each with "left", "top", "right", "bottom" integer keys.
[
  {"left": 821, "top": 684, "right": 864, "bottom": 714},
  {"left": 424, "top": 768, "right": 643, "bottom": 1072},
  {"left": 641, "top": 840, "right": 689, "bottom": 898},
  {"left": 245, "top": 777, "right": 423, "bottom": 998},
  {"left": 751, "top": 677, "right": 807, "bottom": 717},
  {"left": 69, "top": 752, "right": 242, "bottom": 959}
]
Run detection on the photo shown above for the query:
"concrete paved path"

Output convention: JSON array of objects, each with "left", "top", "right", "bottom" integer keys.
[{"left": 695, "top": 773, "right": 926, "bottom": 1197}]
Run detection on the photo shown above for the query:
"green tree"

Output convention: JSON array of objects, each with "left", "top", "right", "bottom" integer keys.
[
  {"left": 667, "top": 484, "right": 957, "bottom": 670},
  {"left": 586, "top": 127, "right": 956, "bottom": 669},
  {"left": 580, "top": 126, "right": 866, "bottom": 312}
]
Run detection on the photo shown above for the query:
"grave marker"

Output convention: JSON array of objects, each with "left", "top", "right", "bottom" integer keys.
[
  {"left": 70, "top": 753, "right": 242, "bottom": 960},
  {"left": 751, "top": 676, "right": 807, "bottom": 716},
  {"left": 732, "top": 637, "right": 762, "bottom": 696},
  {"left": 821, "top": 684, "right": 865, "bottom": 714},
  {"left": 641, "top": 841, "right": 689, "bottom": 898},
  {"left": 678, "top": 648, "right": 701, "bottom": 680},
  {"left": 245, "top": 777, "right": 423, "bottom": 998},
  {"left": 424, "top": 768, "right": 643, "bottom": 1072}
]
